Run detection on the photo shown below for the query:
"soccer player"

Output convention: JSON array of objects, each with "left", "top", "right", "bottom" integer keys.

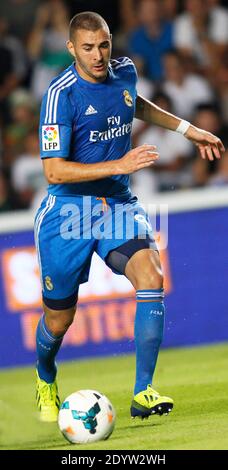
[{"left": 35, "top": 12, "right": 225, "bottom": 422}]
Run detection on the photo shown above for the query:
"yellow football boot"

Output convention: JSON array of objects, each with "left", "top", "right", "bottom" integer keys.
[
  {"left": 36, "top": 370, "right": 60, "bottom": 422},
  {"left": 131, "top": 384, "right": 174, "bottom": 419}
]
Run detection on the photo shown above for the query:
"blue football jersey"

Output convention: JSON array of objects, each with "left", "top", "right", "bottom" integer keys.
[{"left": 39, "top": 57, "right": 138, "bottom": 198}]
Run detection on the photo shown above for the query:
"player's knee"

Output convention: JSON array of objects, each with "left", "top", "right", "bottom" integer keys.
[
  {"left": 48, "top": 315, "right": 75, "bottom": 337},
  {"left": 125, "top": 248, "right": 164, "bottom": 290},
  {"left": 44, "top": 306, "right": 76, "bottom": 337},
  {"left": 59, "top": 313, "right": 75, "bottom": 335},
  {"left": 149, "top": 268, "right": 163, "bottom": 290},
  {"left": 136, "top": 271, "right": 163, "bottom": 290},
  {"left": 133, "top": 261, "right": 164, "bottom": 290}
]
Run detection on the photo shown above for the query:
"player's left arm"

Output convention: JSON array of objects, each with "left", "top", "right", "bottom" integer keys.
[{"left": 135, "top": 94, "right": 225, "bottom": 161}]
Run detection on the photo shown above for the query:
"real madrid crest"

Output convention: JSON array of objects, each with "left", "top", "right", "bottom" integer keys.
[
  {"left": 123, "top": 90, "right": 133, "bottom": 107},
  {"left": 45, "top": 276, "right": 54, "bottom": 291}
]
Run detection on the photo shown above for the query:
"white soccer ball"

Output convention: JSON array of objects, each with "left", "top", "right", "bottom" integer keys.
[{"left": 58, "top": 389, "right": 116, "bottom": 444}]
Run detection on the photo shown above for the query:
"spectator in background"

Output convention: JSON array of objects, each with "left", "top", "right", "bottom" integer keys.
[
  {"left": 118, "top": 0, "right": 138, "bottom": 34},
  {"left": 162, "top": 50, "right": 214, "bottom": 119},
  {"left": 69, "top": 0, "right": 120, "bottom": 35},
  {"left": 0, "top": 18, "right": 21, "bottom": 123},
  {"left": 118, "top": 0, "right": 179, "bottom": 33},
  {"left": 192, "top": 103, "right": 228, "bottom": 187},
  {"left": 28, "top": 0, "right": 72, "bottom": 101},
  {"left": 132, "top": 56, "right": 154, "bottom": 135},
  {"left": 208, "top": 149, "right": 228, "bottom": 187},
  {"left": 212, "top": 49, "right": 228, "bottom": 126},
  {"left": 207, "top": 0, "right": 228, "bottom": 18},
  {"left": 0, "top": 17, "right": 27, "bottom": 86},
  {"left": 127, "top": 0, "right": 174, "bottom": 81},
  {"left": 162, "top": 0, "right": 179, "bottom": 22},
  {"left": 0, "top": 0, "right": 40, "bottom": 42},
  {"left": 0, "top": 168, "right": 16, "bottom": 212},
  {"left": 174, "top": 0, "right": 228, "bottom": 73},
  {"left": 0, "top": 122, "right": 3, "bottom": 166},
  {"left": 132, "top": 92, "right": 193, "bottom": 200},
  {"left": 0, "top": 0, "right": 227, "bottom": 213},
  {"left": 134, "top": 56, "right": 154, "bottom": 100},
  {"left": 3, "top": 89, "right": 38, "bottom": 166},
  {"left": 11, "top": 129, "right": 45, "bottom": 209}
]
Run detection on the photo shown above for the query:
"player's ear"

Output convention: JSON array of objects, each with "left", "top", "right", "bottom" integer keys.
[{"left": 66, "top": 40, "right": 75, "bottom": 58}]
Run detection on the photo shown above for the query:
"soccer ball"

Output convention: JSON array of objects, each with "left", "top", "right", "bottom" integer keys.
[{"left": 58, "top": 389, "right": 116, "bottom": 444}]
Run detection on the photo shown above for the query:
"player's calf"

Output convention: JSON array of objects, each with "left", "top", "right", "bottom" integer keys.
[{"left": 35, "top": 306, "right": 76, "bottom": 422}]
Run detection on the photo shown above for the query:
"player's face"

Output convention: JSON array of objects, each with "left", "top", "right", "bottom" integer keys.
[{"left": 67, "top": 28, "right": 112, "bottom": 83}]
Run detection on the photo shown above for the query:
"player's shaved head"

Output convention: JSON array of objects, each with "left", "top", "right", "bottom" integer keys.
[
  {"left": 69, "top": 11, "right": 110, "bottom": 41},
  {"left": 67, "top": 11, "right": 112, "bottom": 84}
]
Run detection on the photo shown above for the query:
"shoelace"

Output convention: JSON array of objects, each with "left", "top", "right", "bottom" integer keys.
[
  {"left": 39, "top": 382, "right": 56, "bottom": 406},
  {"left": 145, "top": 385, "right": 160, "bottom": 401}
]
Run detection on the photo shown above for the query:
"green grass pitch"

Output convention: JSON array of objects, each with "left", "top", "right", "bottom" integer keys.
[{"left": 0, "top": 343, "right": 227, "bottom": 450}]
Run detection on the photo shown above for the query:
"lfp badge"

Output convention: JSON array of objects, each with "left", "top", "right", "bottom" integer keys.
[{"left": 42, "top": 125, "right": 60, "bottom": 151}]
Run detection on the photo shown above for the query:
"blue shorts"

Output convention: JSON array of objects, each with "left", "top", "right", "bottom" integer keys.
[{"left": 34, "top": 193, "right": 157, "bottom": 306}]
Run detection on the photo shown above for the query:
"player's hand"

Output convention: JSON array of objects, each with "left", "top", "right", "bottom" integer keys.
[
  {"left": 118, "top": 144, "right": 159, "bottom": 174},
  {"left": 185, "top": 125, "right": 225, "bottom": 161}
]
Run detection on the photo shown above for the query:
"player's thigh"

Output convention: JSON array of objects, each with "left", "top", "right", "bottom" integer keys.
[
  {"left": 35, "top": 195, "right": 95, "bottom": 309},
  {"left": 97, "top": 196, "right": 162, "bottom": 288}
]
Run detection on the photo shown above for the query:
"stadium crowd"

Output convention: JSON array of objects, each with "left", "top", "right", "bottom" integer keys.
[{"left": 0, "top": 0, "right": 227, "bottom": 211}]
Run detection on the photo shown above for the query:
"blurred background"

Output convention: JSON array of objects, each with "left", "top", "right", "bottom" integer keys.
[
  {"left": 0, "top": 0, "right": 227, "bottom": 371},
  {"left": 0, "top": 0, "right": 228, "bottom": 210}
]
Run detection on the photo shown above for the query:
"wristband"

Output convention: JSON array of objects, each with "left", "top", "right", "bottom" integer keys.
[{"left": 176, "top": 120, "right": 190, "bottom": 135}]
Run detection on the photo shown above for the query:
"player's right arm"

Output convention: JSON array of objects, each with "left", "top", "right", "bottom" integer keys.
[{"left": 43, "top": 145, "right": 159, "bottom": 184}]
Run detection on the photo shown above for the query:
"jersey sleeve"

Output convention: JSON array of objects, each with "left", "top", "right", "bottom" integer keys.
[
  {"left": 125, "top": 57, "right": 138, "bottom": 95},
  {"left": 122, "top": 56, "right": 138, "bottom": 84},
  {"left": 128, "top": 57, "right": 138, "bottom": 85},
  {"left": 111, "top": 56, "right": 138, "bottom": 85},
  {"left": 39, "top": 87, "right": 73, "bottom": 159}
]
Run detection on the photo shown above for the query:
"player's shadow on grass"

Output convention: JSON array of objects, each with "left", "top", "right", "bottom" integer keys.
[{"left": 121, "top": 422, "right": 163, "bottom": 431}]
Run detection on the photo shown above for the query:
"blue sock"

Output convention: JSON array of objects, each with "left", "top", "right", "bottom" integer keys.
[
  {"left": 36, "top": 315, "right": 63, "bottom": 383},
  {"left": 134, "top": 289, "right": 165, "bottom": 395}
]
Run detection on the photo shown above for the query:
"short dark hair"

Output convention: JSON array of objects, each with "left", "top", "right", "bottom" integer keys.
[
  {"left": 194, "top": 102, "right": 221, "bottom": 116},
  {"left": 69, "top": 11, "right": 109, "bottom": 40},
  {"left": 163, "top": 49, "right": 182, "bottom": 62},
  {"left": 152, "top": 90, "right": 173, "bottom": 110}
]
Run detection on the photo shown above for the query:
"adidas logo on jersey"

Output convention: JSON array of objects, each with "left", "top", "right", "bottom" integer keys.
[{"left": 85, "top": 105, "right": 98, "bottom": 115}]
